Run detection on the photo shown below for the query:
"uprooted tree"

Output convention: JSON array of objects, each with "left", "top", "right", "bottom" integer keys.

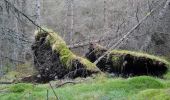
[
  {"left": 32, "top": 28, "right": 100, "bottom": 82},
  {"left": 32, "top": 28, "right": 169, "bottom": 82},
  {"left": 85, "top": 43, "right": 169, "bottom": 77}
]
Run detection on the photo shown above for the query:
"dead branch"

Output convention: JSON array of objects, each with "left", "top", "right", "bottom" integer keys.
[
  {"left": 56, "top": 81, "right": 78, "bottom": 88},
  {"left": 68, "top": 36, "right": 118, "bottom": 49},
  {"left": 0, "top": 82, "right": 14, "bottom": 84},
  {"left": 135, "top": 4, "right": 139, "bottom": 23},
  {"left": 49, "top": 82, "right": 60, "bottom": 100}
]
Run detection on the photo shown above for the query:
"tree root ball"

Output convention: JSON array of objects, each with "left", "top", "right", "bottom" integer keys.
[
  {"left": 85, "top": 43, "right": 169, "bottom": 77},
  {"left": 32, "top": 28, "right": 99, "bottom": 82}
]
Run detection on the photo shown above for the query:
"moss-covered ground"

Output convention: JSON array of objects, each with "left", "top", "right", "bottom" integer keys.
[{"left": 0, "top": 74, "right": 170, "bottom": 100}]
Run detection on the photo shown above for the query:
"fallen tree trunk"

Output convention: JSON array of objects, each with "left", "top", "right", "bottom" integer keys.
[
  {"left": 86, "top": 43, "right": 169, "bottom": 77},
  {"left": 32, "top": 28, "right": 99, "bottom": 82},
  {"left": 0, "top": 82, "right": 13, "bottom": 84}
]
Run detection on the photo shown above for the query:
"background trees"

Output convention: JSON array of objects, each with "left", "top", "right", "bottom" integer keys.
[{"left": 0, "top": 0, "right": 170, "bottom": 76}]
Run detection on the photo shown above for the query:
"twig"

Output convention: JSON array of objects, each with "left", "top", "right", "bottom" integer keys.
[
  {"left": 0, "top": 82, "right": 14, "bottom": 84},
  {"left": 135, "top": 4, "right": 139, "bottom": 23},
  {"left": 56, "top": 81, "right": 78, "bottom": 88},
  {"left": 46, "top": 89, "right": 49, "bottom": 100},
  {"left": 68, "top": 35, "right": 118, "bottom": 49},
  {"left": 49, "top": 82, "right": 60, "bottom": 100}
]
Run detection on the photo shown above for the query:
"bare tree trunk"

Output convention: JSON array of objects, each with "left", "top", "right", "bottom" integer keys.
[
  {"left": 65, "top": 0, "right": 74, "bottom": 44},
  {"left": 70, "top": 0, "right": 74, "bottom": 44},
  {"left": 14, "top": 8, "right": 19, "bottom": 67},
  {"left": 35, "top": 0, "right": 41, "bottom": 26},
  {"left": 0, "top": 33, "right": 2, "bottom": 76},
  {"left": 103, "top": 0, "right": 107, "bottom": 29}
]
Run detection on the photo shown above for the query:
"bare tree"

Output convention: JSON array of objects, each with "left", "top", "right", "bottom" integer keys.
[{"left": 35, "top": 0, "right": 41, "bottom": 26}]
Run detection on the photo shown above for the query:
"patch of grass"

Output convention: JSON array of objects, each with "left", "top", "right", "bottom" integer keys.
[
  {"left": 0, "top": 83, "right": 48, "bottom": 100},
  {"left": 132, "top": 88, "right": 170, "bottom": 100},
  {"left": 0, "top": 76, "right": 168, "bottom": 100},
  {"left": 9, "top": 83, "right": 33, "bottom": 93},
  {"left": 127, "top": 76, "right": 165, "bottom": 91},
  {"left": 164, "top": 72, "right": 170, "bottom": 80}
]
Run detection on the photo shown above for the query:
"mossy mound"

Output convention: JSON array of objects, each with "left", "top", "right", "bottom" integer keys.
[
  {"left": 132, "top": 88, "right": 170, "bottom": 100},
  {"left": 32, "top": 28, "right": 99, "bottom": 82},
  {"left": 9, "top": 83, "right": 33, "bottom": 93},
  {"left": 127, "top": 76, "right": 165, "bottom": 89},
  {"left": 86, "top": 43, "right": 169, "bottom": 77}
]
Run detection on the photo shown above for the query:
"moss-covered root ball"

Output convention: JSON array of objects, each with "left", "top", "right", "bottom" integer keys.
[
  {"left": 32, "top": 28, "right": 99, "bottom": 82},
  {"left": 86, "top": 43, "right": 169, "bottom": 77}
]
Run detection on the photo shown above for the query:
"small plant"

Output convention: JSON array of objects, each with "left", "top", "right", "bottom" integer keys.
[{"left": 9, "top": 83, "right": 33, "bottom": 93}]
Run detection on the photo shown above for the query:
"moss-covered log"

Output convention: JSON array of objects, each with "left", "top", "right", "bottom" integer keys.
[
  {"left": 32, "top": 29, "right": 99, "bottom": 82},
  {"left": 86, "top": 43, "right": 169, "bottom": 77}
]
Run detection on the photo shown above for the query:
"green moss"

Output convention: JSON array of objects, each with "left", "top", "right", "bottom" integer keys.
[
  {"left": 9, "top": 83, "right": 33, "bottom": 93},
  {"left": 127, "top": 76, "right": 165, "bottom": 90},
  {"left": 34, "top": 28, "right": 97, "bottom": 70},
  {"left": 9, "top": 83, "right": 46, "bottom": 93},
  {"left": 111, "top": 55, "right": 122, "bottom": 71},
  {"left": 164, "top": 72, "right": 170, "bottom": 80},
  {"left": 110, "top": 50, "right": 170, "bottom": 67},
  {"left": 112, "top": 56, "right": 119, "bottom": 62}
]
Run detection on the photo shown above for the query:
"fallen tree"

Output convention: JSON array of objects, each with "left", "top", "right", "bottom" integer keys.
[
  {"left": 86, "top": 43, "right": 169, "bottom": 77},
  {"left": 32, "top": 28, "right": 99, "bottom": 82}
]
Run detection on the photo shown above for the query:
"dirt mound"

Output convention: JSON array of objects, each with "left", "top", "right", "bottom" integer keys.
[
  {"left": 86, "top": 43, "right": 169, "bottom": 77},
  {"left": 32, "top": 29, "right": 99, "bottom": 82}
]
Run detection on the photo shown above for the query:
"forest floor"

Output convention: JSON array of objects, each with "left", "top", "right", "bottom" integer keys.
[
  {"left": 0, "top": 72, "right": 170, "bottom": 100},
  {"left": 1, "top": 40, "right": 170, "bottom": 100}
]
